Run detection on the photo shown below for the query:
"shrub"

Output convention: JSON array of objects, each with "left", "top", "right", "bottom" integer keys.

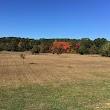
[
  {"left": 89, "top": 45, "right": 99, "bottom": 54},
  {"left": 99, "top": 42, "right": 110, "bottom": 57},
  {"left": 79, "top": 46, "right": 90, "bottom": 55},
  {"left": 20, "top": 53, "right": 25, "bottom": 64},
  {"left": 31, "top": 45, "right": 40, "bottom": 54}
]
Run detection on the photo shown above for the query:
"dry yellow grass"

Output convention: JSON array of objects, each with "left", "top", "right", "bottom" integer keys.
[{"left": 0, "top": 51, "right": 110, "bottom": 87}]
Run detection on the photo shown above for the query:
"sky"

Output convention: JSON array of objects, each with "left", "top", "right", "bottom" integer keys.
[{"left": 0, "top": 0, "right": 110, "bottom": 40}]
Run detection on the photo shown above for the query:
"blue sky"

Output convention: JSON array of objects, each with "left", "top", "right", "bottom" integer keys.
[{"left": 0, "top": 0, "right": 110, "bottom": 40}]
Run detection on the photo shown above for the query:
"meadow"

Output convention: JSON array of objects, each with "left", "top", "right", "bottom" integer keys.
[{"left": 0, "top": 51, "right": 110, "bottom": 110}]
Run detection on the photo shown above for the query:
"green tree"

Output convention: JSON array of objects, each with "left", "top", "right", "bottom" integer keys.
[
  {"left": 31, "top": 45, "right": 40, "bottom": 54},
  {"left": 93, "top": 38, "right": 107, "bottom": 53},
  {"left": 0, "top": 43, "right": 4, "bottom": 51},
  {"left": 94, "top": 38, "right": 107, "bottom": 48},
  {"left": 39, "top": 44, "right": 45, "bottom": 53},
  {"left": 79, "top": 38, "right": 93, "bottom": 54},
  {"left": 79, "top": 45, "right": 89, "bottom": 55},
  {"left": 99, "top": 42, "right": 110, "bottom": 57},
  {"left": 89, "top": 45, "right": 99, "bottom": 54}
]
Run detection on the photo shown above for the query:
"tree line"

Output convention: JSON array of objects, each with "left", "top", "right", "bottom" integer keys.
[{"left": 0, "top": 37, "right": 110, "bottom": 57}]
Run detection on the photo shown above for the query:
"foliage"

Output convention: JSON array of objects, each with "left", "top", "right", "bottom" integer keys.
[
  {"left": 78, "top": 38, "right": 93, "bottom": 54},
  {"left": 94, "top": 38, "right": 107, "bottom": 48},
  {"left": 79, "top": 45, "right": 89, "bottom": 55},
  {"left": 20, "top": 53, "right": 25, "bottom": 59},
  {"left": 99, "top": 42, "right": 110, "bottom": 57},
  {"left": 0, "top": 45, "right": 3, "bottom": 51},
  {"left": 31, "top": 45, "right": 40, "bottom": 54},
  {"left": 80, "top": 38, "right": 93, "bottom": 48},
  {"left": 51, "top": 41, "right": 71, "bottom": 54},
  {"left": 20, "top": 53, "right": 25, "bottom": 64},
  {"left": 44, "top": 44, "right": 51, "bottom": 53},
  {"left": 93, "top": 38, "right": 107, "bottom": 54},
  {"left": 39, "top": 44, "right": 45, "bottom": 53},
  {"left": 89, "top": 45, "right": 99, "bottom": 54},
  {"left": 0, "top": 37, "right": 109, "bottom": 55},
  {"left": 74, "top": 43, "right": 81, "bottom": 53}
]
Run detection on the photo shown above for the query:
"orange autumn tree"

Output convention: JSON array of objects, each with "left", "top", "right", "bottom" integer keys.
[
  {"left": 18, "top": 42, "right": 22, "bottom": 47},
  {"left": 51, "top": 40, "right": 72, "bottom": 54}
]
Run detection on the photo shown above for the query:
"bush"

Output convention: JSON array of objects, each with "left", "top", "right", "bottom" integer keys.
[
  {"left": 31, "top": 45, "right": 40, "bottom": 54},
  {"left": 99, "top": 42, "right": 110, "bottom": 57},
  {"left": 79, "top": 46, "right": 90, "bottom": 55},
  {"left": 0, "top": 46, "right": 3, "bottom": 51},
  {"left": 89, "top": 45, "right": 99, "bottom": 54},
  {"left": 20, "top": 53, "right": 25, "bottom": 64}
]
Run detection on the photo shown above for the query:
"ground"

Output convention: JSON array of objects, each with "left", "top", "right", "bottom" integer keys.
[{"left": 0, "top": 51, "right": 110, "bottom": 110}]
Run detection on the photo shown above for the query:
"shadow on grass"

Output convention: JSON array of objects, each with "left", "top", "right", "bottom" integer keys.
[
  {"left": 67, "top": 66, "right": 72, "bottom": 68},
  {"left": 29, "top": 63, "right": 37, "bottom": 65}
]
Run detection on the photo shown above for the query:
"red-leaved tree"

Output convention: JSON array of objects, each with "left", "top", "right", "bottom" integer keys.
[
  {"left": 74, "top": 43, "right": 81, "bottom": 53},
  {"left": 51, "top": 41, "right": 71, "bottom": 54}
]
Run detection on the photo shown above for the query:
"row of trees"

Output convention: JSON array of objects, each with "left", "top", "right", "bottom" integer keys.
[{"left": 0, "top": 37, "right": 110, "bottom": 57}]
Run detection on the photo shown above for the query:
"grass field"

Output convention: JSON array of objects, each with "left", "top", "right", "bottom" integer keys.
[{"left": 0, "top": 51, "right": 110, "bottom": 110}]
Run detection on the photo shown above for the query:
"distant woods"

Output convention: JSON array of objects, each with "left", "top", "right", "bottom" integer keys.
[{"left": 0, "top": 37, "right": 109, "bottom": 57}]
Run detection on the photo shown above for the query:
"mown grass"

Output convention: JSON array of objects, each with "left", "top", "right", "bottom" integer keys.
[
  {"left": 0, "top": 79, "right": 110, "bottom": 110},
  {"left": 1, "top": 52, "right": 110, "bottom": 110}
]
